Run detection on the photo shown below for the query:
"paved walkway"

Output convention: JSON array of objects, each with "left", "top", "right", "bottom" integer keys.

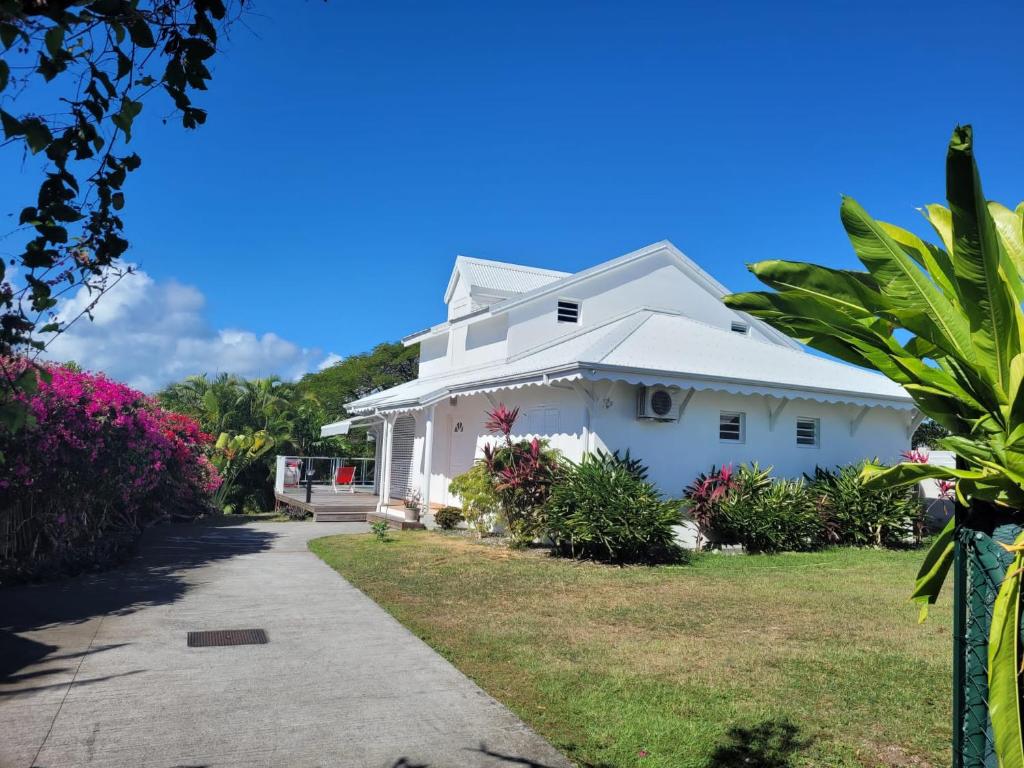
[{"left": 0, "top": 521, "right": 571, "bottom": 768}]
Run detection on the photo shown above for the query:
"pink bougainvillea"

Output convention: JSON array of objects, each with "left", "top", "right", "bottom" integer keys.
[{"left": 1, "top": 358, "right": 219, "bottom": 579}]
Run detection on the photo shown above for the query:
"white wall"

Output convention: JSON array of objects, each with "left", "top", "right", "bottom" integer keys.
[
  {"left": 505, "top": 252, "right": 778, "bottom": 358},
  {"left": 592, "top": 383, "right": 909, "bottom": 496},
  {"left": 417, "top": 335, "right": 450, "bottom": 377},
  {"left": 409, "top": 387, "right": 587, "bottom": 514},
  {"left": 404, "top": 381, "right": 909, "bottom": 530}
]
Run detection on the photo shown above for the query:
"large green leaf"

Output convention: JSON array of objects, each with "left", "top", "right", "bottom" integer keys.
[
  {"left": 860, "top": 461, "right": 985, "bottom": 490},
  {"left": 910, "top": 516, "right": 956, "bottom": 623},
  {"left": 989, "top": 531, "right": 1024, "bottom": 768},
  {"left": 989, "top": 202, "right": 1024, "bottom": 296},
  {"left": 841, "top": 196, "right": 976, "bottom": 365},
  {"left": 744, "top": 260, "right": 886, "bottom": 319},
  {"left": 946, "top": 125, "right": 1023, "bottom": 401},
  {"left": 922, "top": 204, "right": 955, "bottom": 255},
  {"left": 881, "top": 221, "right": 959, "bottom": 301}
]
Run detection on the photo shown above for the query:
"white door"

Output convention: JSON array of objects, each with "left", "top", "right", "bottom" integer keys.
[{"left": 446, "top": 415, "right": 478, "bottom": 505}]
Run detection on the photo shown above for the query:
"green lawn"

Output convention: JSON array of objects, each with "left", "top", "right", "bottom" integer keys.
[{"left": 309, "top": 532, "right": 951, "bottom": 768}]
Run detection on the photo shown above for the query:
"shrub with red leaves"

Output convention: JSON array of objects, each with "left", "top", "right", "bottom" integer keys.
[
  {"left": 481, "top": 403, "right": 559, "bottom": 545},
  {"left": 682, "top": 465, "right": 737, "bottom": 549}
]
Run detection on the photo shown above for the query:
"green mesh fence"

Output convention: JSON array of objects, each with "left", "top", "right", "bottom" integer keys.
[{"left": 953, "top": 523, "right": 1022, "bottom": 768}]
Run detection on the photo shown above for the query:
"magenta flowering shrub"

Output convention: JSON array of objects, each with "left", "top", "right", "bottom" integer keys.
[{"left": 0, "top": 359, "right": 220, "bottom": 581}]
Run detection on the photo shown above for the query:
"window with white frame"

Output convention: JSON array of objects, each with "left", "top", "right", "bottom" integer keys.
[
  {"left": 557, "top": 300, "right": 580, "bottom": 323},
  {"left": 730, "top": 321, "right": 749, "bottom": 335},
  {"left": 796, "top": 417, "right": 820, "bottom": 447},
  {"left": 524, "top": 407, "right": 561, "bottom": 435},
  {"left": 719, "top": 411, "right": 745, "bottom": 442}
]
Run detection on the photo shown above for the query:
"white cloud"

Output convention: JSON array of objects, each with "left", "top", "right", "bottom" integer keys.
[
  {"left": 317, "top": 353, "right": 344, "bottom": 370},
  {"left": 43, "top": 270, "right": 335, "bottom": 392}
]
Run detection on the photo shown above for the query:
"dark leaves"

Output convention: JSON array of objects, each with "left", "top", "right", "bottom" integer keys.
[
  {"left": 126, "top": 13, "right": 155, "bottom": 48},
  {"left": 0, "top": 0, "right": 236, "bottom": 360}
]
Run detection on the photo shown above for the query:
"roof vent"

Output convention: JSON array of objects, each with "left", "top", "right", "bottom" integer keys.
[
  {"left": 636, "top": 386, "right": 678, "bottom": 422},
  {"left": 730, "top": 321, "right": 749, "bottom": 335},
  {"left": 557, "top": 300, "right": 580, "bottom": 324}
]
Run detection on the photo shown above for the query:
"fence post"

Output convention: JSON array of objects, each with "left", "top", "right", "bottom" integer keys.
[{"left": 952, "top": 528, "right": 966, "bottom": 768}]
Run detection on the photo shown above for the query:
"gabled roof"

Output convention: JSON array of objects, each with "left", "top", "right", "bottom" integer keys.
[
  {"left": 415, "top": 241, "right": 800, "bottom": 351},
  {"left": 349, "top": 309, "right": 913, "bottom": 415},
  {"left": 443, "top": 256, "right": 569, "bottom": 304}
]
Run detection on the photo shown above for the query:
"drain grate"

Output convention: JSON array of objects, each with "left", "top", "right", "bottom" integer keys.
[{"left": 187, "top": 628, "right": 268, "bottom": 648}]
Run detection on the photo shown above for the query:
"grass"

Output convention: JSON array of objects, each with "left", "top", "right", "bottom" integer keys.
[{"left": 309, "top": 532, "right": 951, "bottom": 768}]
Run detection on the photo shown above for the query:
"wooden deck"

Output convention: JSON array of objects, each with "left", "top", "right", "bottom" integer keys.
[
  {"left": 274, "top": 486, "right": 428, "bottom": 528},
  {"left": 274, "top": 487, "right": 379, "bottom": 522}
]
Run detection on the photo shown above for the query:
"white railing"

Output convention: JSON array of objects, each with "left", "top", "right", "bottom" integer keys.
[{"left": 274, "top": 456, "right": 376, "bottom": 493}]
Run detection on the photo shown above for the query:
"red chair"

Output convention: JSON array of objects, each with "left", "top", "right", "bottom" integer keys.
[{"left": 332, "top": 465, "right": 356, "bottom": 494}]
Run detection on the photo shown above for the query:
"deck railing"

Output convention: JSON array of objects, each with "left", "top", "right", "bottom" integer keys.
[{"left": 274, "top": 456, "right": 376, "bottom": 493}]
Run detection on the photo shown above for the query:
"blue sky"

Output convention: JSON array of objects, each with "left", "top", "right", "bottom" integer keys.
[{"left": 6, "top": 1, "right": 1024, "bottom": 389}]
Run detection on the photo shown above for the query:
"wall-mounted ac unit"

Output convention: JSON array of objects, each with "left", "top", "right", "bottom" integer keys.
[{"left": 636, "top": 386, "right": 678, "bottom": 422}]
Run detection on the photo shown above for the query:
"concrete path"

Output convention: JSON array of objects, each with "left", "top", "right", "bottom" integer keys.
[{"left": 0, "top": 520, "right": 572, "bottom": 768}]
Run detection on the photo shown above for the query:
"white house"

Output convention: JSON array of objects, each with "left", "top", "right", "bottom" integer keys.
[{"left": 322, "top": 240, "right": 919, "bottom": 528}]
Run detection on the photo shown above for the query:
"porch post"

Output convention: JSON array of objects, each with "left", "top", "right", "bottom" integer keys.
[
  {"left": 421, "top": 405, "right": 436, "bottom": 519},
  {"left": 377, "top": 414, "right": 394, "bottom": 515}
]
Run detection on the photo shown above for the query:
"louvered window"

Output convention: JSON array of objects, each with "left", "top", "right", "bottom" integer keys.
[
  {"left": 389, "top": 415, "right": 417, "bottom": 499},
  {"left": 796, "top": 417, "right": 820, "bottom": 447},
  {"left": 730, "top": 321, "right": 749, "bottom": 334},
  {"left": 557, "top": 300, "right": 580, "bottom": 323},
  {"left": 719, "top": 412, "right": 745, "bottom": 442}
]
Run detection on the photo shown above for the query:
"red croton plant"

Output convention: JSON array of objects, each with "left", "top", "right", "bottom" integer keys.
[{"left": 481, "top": 404, "right": 559, "bottom": 545}]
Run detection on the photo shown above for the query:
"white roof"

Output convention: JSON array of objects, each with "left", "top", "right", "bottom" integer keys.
[
  {"left": 416, "top": 241, "right": 801, "bottom": 351},
  {"left": 444, "top": 256, "right": 568, "bottom": 303},
  {"left": 349, "top": 309, "right": 913, "bottom": 415}
]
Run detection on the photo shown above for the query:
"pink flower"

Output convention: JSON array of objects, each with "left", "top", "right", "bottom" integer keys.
[{"left": 902, "top": 448, "right": 930, "bottom": 464}]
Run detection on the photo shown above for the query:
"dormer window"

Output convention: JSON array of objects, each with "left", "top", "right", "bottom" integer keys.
[
  {"left": 730, "top": 321, "right": 749, "bottom": 335},
  {"left": 557, "top": 300, "right": 580, "bottom": 324}
]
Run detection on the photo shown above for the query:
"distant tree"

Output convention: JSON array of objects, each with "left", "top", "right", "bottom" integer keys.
[
  {"left": 158, "top": 372, "right": 337, "bottom": 511},
  {"left": 0, "top": 1, "right": 245, "bottom": 434},
  {"left": 298, "top": 341, "right": 419, "bottom": 418},
  {"left": 298, "top": 341, "right": 419, "bottom": 458},
  {"left": 912, "top": 419, "right": 950, "bottom": 450}
]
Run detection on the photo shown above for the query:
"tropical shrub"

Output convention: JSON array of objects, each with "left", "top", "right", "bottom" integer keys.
[
  {"left": 722, "top": 126, "right": 1024, "bottom": 760},
  {"left": 591, "top": 448, "right": 649, "bottom": 481},
  {"left": 0, "top": 360, "right": 219, "bottom": 582},
  {"left": 718, "top": 475, "right": 830, "bottom": 554},
  {"left": 805, "top": 464, "right": 921, "bottom": 548},
  {"left": 683, "top": 464, "right": 776, "bottom": 548},
  {"left": 159, "top": 373, "right": 333, "bottom": 511},
  {"left": 682, "top": 464, "right": 738, "bottom": 549},
  {"left": 481, "top": 404, "right": 560, "bottom": 545},
  {"left": 545, "top": 453, "right": 684, "bottom": 564},
  {"left": 684, "top": 462, "right": 921, "bottom": 554},
  {"left": 209, "top": 430, "right": 274, "bottom": 513},
  {"left": 448, "top": 462, "right": 500, "bottom": 536},
  {"left": 708, "top": 463, "right": 774, "bottom": 547},
  {"left": 433, "top": 506, "right": 464, "bottom": 530}
]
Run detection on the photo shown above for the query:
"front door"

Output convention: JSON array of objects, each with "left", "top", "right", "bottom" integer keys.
[{"left": 446, "top": 415, "right": 477, "bottom": 505}]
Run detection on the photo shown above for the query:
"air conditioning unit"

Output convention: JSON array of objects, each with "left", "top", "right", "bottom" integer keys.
[{"left": 636, "top": 386, "right": 678, "bottom": 422}]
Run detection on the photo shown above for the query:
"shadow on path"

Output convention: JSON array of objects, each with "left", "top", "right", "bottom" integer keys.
[{"left": 0, "top": 520, "right": 277, "bottom": 681}]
